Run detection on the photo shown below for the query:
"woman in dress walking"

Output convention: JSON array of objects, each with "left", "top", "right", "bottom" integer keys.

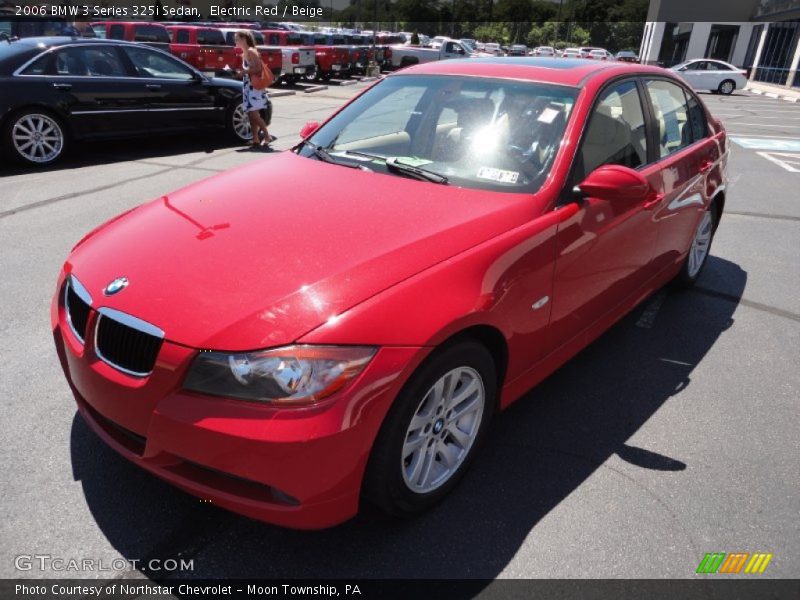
[{"left": 234, "top": 31, "right": 273, "bottom": 147}]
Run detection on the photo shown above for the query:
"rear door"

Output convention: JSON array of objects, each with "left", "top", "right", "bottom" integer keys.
[
  {"left": 550, "top": 78, "right": 660, "bottom": 345},
  {"left": 45, "top": 44, "right": 151, "bottom": 138},
  {"left": 121, "top": 45, "right": 222, "bottom": 131},
  {"left": 641, "top": 78, "right": 720, "bottom": 274}
]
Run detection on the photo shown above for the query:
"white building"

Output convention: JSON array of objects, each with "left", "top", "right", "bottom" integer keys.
[{"left": 640, "top": 0, "right": 800, "bottom": 90}]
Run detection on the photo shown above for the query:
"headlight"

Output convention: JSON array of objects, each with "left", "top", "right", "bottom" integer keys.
[{"left": 183, "top": 345, "right": 376, "bottom": 405}]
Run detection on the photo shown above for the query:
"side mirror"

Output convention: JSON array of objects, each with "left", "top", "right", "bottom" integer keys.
[
  {"left": 300, "top": 120, "right": 320, "bottom": 139},
  {"left": 577, "top": 165, "right": 651, "bottom": 203}
]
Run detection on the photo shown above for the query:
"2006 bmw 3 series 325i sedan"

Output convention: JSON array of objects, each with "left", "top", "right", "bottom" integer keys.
[{"left": 52, "top": 58, "right": 728, "bottom": 529}]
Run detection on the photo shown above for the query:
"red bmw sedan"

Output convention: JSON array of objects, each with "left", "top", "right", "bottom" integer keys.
[{"left": 52, "top": 58, "right": 727, "bottom": 529}]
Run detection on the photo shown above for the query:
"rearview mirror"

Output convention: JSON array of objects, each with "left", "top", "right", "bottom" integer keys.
[
  {"left": 578, "top": 165, "right": 651, "bottom": 203},
  {"left": 300, "top": 120, "right": 320, "bottom": 139}
]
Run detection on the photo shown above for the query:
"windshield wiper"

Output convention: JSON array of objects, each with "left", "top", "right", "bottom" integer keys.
[
  {"left": 341, "top": 150, "right": 449, "bottom": 185},
  {"left": 302, "top": 140, "right": 366, "bottom": 170}
]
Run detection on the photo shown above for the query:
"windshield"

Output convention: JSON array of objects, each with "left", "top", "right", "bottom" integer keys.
[
  {"left": 460, "top": 40, "right": 475, "bottom": 52},
  {"left": 298, "top": 74, "right": 577, "bottom": 193}
]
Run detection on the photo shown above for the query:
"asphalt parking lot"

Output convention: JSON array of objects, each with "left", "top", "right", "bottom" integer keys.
[{"left": 0, "top": 80, "right": 798, "bottom": 583}]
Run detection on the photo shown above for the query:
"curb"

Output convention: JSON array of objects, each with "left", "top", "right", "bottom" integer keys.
[
  {"left": 333, "top": 79, "right": 358, "bottom": 86},
  {"left": 359, "top": 76, "right": 379, "bottom": 82},
  {"left": 302, "top": 84, "right": 328, "bottom": 93},
  {"left": 746, "top": 85, "right": 800, "bottom": 103},
  {"left": 268, "top": 90, "right": 296, "bottom": 98}
]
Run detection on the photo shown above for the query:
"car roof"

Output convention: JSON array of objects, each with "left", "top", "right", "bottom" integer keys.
[
  {"left": 400, "top": 57, "right": 668, "bottom": 87},
  {"left": 5, "top": 36, "right": 144, "bottom": 49}
]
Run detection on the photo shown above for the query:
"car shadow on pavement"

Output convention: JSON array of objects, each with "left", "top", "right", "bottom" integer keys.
[
  {"left": 70, "top": 256, "right": 746, "bottom": 580},
  {"left": 1, "top": 135, "right": 246, "bottom": 176}
]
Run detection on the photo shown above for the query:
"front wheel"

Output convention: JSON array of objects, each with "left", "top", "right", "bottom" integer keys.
[
  {"left": 364, "top": 341, "right": 495, "bottom": 517},
  {"left": 4, "top": 110, "right": 67, "bottom": 166},
  {"left": 673, "top": 203, "right": 718, "bottom": 288},
  {"left": 718, "top": 79, "right": 735, "bottom": 95}
]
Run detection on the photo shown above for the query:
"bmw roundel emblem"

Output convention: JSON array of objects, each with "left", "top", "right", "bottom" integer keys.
[{"left": 103, "top": 277, "right": 129, "bottom": 296}]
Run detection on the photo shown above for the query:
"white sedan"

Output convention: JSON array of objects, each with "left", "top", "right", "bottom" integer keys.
[{"left": 670, "top": 58, "right": 748, "bottom": 95}]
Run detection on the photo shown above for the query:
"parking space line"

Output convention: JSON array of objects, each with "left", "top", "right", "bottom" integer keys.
[
  {"left": 726, "top": 210, "right": 800, "bottom": 222},
  {"left": 636, "top": 290, "right": 667, "bottom": 329},
  {"left": 0, "top": 148, "right": 241, "bottom": 220},
  {"left": 691, "top": 287, "right": 800, "bottom": 323},
  {"left": 727, "top": 122, "right": 800, "bottom": 128},
  {"left": 756, "top": 151, "right": 800, "bottom": 172}
]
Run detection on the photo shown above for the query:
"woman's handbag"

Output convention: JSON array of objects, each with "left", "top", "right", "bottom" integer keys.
[{"left": 251, "top": 59, "right": 274, "bottom": 90}]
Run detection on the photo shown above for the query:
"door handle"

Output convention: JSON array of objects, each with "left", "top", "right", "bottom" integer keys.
[
  {"left": 698, "top": 160, "right": 713, "bottom": 174},
  {"left": 643, "top": 193, "right": 664, "bottom": 209},
  {"left": 146, "top": 83, "right": 162, "bottom": 91},
  {"left": 52, "top": 82, "right": 72, "bottom": 91}
]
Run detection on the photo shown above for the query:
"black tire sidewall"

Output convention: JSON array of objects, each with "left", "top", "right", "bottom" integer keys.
[{"left": 364, "top": 341, "right": 496, "bottom": 516}]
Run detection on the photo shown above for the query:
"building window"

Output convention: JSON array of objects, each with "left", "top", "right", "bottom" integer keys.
[
  {"left": 754, "top": 20, "right": 800, "bottom": 85},
  {"left": 658, "top": 23, "right": 692, "bottom": 67},
  {"left": 705, "top": 25, "right": 740, "bottom": 63}
]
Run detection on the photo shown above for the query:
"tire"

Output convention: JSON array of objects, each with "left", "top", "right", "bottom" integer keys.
[
  {"left": 718, "top": 79, "right": 735, "bottom": 95},
  {"left": 364, "top": 340, "right": 496, "bottom": 517},
  {"left": 673, "top": 202, "right": 719, "bottom": 289},
  {"left": 4, "top": 109, "right": 67, "bottom": 166},
  {"left": 227, "top": 100, "right": 251, "bottom": 143}
]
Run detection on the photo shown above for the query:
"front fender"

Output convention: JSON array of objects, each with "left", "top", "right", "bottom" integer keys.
[{"left": 299, "top": 206, "right": 568, "bottom": 386}]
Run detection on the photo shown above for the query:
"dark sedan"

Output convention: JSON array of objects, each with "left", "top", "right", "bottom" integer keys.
[{"left": 1, "top": 37, "right": 250, "bottom": 166}]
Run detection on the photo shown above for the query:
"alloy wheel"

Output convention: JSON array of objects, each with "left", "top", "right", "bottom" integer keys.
[
  {"left": 232, "top": 105, "right": 251, "bottom": 141},
  {"left": 401, "top": 366, "right": 485, "bottom": 493},
  {"left": 687, "top": 211, "right": 713, "bottom": 278},
  {"left": 12, "top": 114, "right": 64, "bottom": 164},
  {"left": 720, "top": 80, "right": 734, "bottom": 95}
]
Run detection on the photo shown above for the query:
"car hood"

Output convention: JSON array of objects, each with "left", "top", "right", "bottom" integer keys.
[{"left": 67, "top": 152, "right": 536, "bottom": 351}]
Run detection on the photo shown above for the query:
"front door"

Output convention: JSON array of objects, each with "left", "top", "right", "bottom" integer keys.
[
  {"left": 549, "top": 79, "right": 659, "bottom": 346},
  {"left": 120, "top": 45, "right": 221, "bottom": 132}
]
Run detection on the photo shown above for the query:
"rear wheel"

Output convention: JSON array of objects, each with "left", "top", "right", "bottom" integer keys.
[
  {"left": 228, "top": 101, "right": 251, "bottom": 142},
  {"left": 4, "top": 110, "right": 67, "bottom": 166},
  {"left": 364, "top": 341, "right": 495, "bottom": 517},
  {"left": 673, "top": 203, "right": 719, "bottom": 288},
  {"left": 718, "top": 79, "right": 735, "bottom": 95}
]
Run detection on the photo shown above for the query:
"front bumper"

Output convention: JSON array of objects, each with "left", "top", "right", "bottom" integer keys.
[{"left": 51, "top": 275, "right": 422, "bottom": 529}]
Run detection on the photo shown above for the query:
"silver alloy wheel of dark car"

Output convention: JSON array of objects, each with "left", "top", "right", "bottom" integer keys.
[
  {"left": 11, "top": 113, "right": 64, "bottom": 164},
  {"left": 231, "top": 104, "right": 251, "bottom": 141},
  {"left": 718, "top": 80, "right": 735, "bottom": 95}
]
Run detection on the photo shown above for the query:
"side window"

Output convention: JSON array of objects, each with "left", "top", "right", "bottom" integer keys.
[
  {"left": 685, "top": 90, "right": 708, "bottom": 142},
  {"left": 125, "top": 46, "right": 194, "bottom": 80},
  {"left": 646, "top": 79, "right": 692, "bottom": 158},
  {"left": 686, "top": 61, "right": 704, "bottom": 70},
  {"left": 176, "top": 30, "right": 190, "bottom": 44},
  {"left": 21, "top": 53, "right": 52, "bottom": 75},
  {"left": 53, "top": 46, "right": 127, "bottom": 77},
  {"left": 576, "top": 80, "right": 647, "bottom": 182},
  {"left": 108, "top": 25, "right": 124, "bottom": 40}
]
